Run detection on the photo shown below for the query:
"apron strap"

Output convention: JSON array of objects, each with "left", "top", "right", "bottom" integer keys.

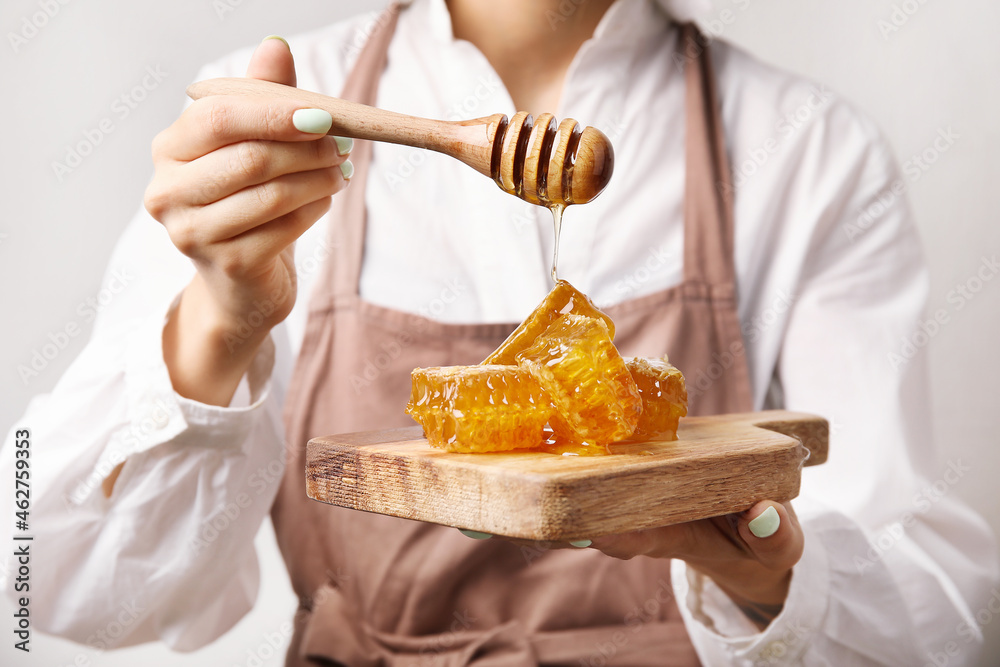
[
  {"left": 680, "top": 24, "right": 738, "bottom": 289},
  {"left": 318, "top": 2, "right": 403, "bottom": 306}
]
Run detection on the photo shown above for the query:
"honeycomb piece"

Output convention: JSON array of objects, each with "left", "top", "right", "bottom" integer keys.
[
  {"left": 516, "top": 314, "right": 641, "bottom": 446},
  {"left": 483, "top": 280, "right": 615, "bottom": 365},
  {"left": 406, "top": 365, "right": 552, "bottom": 453},
  {"left": 626, "top": 357, "right": 688, "bottom": 441}
]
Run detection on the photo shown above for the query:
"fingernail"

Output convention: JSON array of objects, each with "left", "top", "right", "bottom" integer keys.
[
  {"left": 569, "top": 539, "right": 592, "bottom": 548},
  {"left": 459, "top": 529, "right": 492, "bottom": 540},
  {"left": 339, "top": 159, "right": 354, "bottom": 180},
  {"left": 748, "top": 505, "right": 780, "bottom": 539},
  {"left": 334, "top": 136, "right": 353, "bottom": 156},
  {"left": 293, "top": 109, "right": 333, "bottom": 134},
  {"left": 263, "top": 35, "right": 289, "bottom": 49}
]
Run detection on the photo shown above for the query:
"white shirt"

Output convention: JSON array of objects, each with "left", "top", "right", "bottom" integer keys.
[{"left": 3, "top": 0, "right": 997, "bottom": 664}]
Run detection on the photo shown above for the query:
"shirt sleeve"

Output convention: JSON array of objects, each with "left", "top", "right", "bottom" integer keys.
[
  {"left": 0, "top": 194, "right": 291, "bottom": 651},
  {"left": 0, "top": 53, "right": 293, "bottom": 651},
  {"left": 0, "top": 17, "right": 359, "bottom": 651},
  {"left": 672, "top": 96, "right": 999, "bottom": 664}
]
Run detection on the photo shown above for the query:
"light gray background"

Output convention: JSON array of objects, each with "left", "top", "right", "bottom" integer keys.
[{"left": 1, "top": 0, "right": 998, "bottom": 665}]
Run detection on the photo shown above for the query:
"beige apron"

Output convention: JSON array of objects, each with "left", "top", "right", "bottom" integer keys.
[{"left": 275, "top": 4, "right": 752, "bottom": 665}]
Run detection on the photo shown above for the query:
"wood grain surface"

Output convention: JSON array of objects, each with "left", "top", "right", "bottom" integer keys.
[{"left": 305, "top": 410, "right": 828, "bottom": 541}]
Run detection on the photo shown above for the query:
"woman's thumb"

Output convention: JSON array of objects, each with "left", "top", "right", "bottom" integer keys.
[
  {"left": 736, "top": 501, "right": 804, "bottom": 571},
  {"left": 246, "top": 35, "right": 297, "bottom": 87}
]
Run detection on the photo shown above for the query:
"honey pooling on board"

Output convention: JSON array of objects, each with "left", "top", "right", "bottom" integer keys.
[
  {"left": 406, "top": 366, "right": 552, "bottom": 453},
  {"left": 517, "top": 314, "right": 641, "bottom": 446},
  {"left": 483, "top": 280, "right": 614, "bottom": 365},
  {"left": 626, "top": 357, "right": 688, "bottom": 441}
]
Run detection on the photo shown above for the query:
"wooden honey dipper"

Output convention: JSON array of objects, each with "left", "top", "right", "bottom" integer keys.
[{"left": 186, "top": 78, "right": 615, "bottom": 206}]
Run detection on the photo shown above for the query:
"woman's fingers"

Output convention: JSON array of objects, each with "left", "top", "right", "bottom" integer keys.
[
  {"left": 456, "top": 530, "right": 593, "bottom": 550},
  {"left": 247, "top": 35, "right": 296, "bottom": 87},
  {"left": 453, "top": 501, "right": 805, "bottom": 575},
  {"left": 163, "top": 164, "right": 347, "bottom": 252},
  {"left": 584, "top": 500, "right": 804, "bottom": 573},
  {"left": 589, "top": 523, "right": 691, "bottom": 560},
  {"left": 208, "top": 196, "right": 334, "bottom": 277},
  {"left": 173, "top": 135, "right": 351, "bottom": 206},
  {"left": 459, "top": 529, "right": 493, "bottom": 540},
  {"left": 207, "top": 164, "right": 348, "bottom": 237},
  {"left": 153, "top": 97, "right": 333, "bottom": 163},
  {"left": 736, "top": 501, "right": 804, "bottom": 572}
]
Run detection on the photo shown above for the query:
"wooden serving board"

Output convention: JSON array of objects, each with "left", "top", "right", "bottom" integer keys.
[{"left": 306, "top": 410, "right": 828, "bottom": 541}]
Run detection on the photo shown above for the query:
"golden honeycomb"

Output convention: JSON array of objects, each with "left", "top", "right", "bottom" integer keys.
[
  {"left": 625, "top": 356, "right": 688, "bottom": 441},
  {"left": 405, "top": 365, "right": 551, "bottom": 453},
  {"left": 516, "top": 314, "right": 641, "bottom": 447},
  {"left": 483, "top": 280, "right": 615, "bottom": 365},
  {"left": 406, "top": 282, "right": 687, "bottom": 453}
]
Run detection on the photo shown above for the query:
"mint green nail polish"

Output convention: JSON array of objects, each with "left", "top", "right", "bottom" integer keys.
[
  {"left": 748, "top": 505, "right": 780, "bottom": 538},
  {"left": 570, "top": 539, "right": 592, "bottom": 548},
  {"left": 459, "top": 529, "right": 492, "bottom": 540},
  {"left": 292, "top": 109, "right": 332, "bottom": 135},
  {"left": 339, "top": 159, "right": 354, "bottom": 180},
  {"left": 263, "top": 35, "right": 289, "bottom": 49},
  {"left": 334, "top": 136, "right": 353, "bottom": 156}
]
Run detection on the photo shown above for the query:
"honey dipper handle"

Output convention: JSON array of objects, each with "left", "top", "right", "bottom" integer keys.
[{"left": 186, "top": 77, "right": 503, "bottom": 177}]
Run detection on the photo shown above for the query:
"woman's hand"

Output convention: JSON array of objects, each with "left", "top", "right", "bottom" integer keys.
[
  {"left": 144, "top": 37, "right": 352, "bottom": 406},
  {"left": 461, "top": 500, "right": 803, "bottom": 630},
  {"left": 591, "top": 500, "right": 804, "bottom": 629}
]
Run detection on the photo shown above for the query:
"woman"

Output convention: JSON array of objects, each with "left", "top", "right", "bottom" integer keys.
[{"left": 6, "top": 0, "right": 997, "bottom": 664}]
